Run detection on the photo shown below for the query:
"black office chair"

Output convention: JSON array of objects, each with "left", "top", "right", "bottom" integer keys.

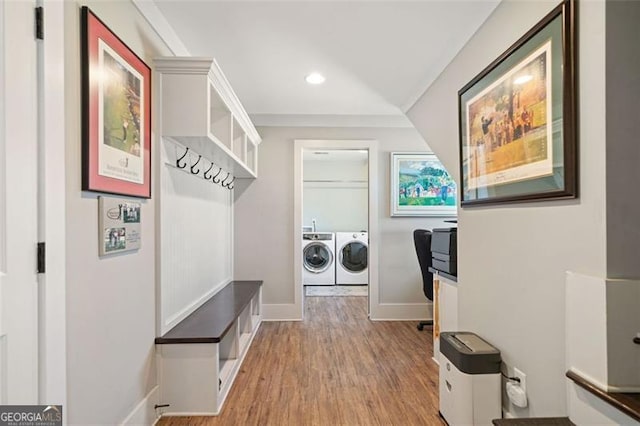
[{"left": 413, "top": 229, "right": 434, "bottom": 331}]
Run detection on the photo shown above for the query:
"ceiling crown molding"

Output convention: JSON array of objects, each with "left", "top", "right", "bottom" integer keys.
[
  {"left": 208, "top": 59, "right": 261, "bottom": 145},
  {"left": 250, "top": 114, "right": 414, "bottom": 129},
  {"left": 132, "top": 0, "right": 190, "bottom": 56}
]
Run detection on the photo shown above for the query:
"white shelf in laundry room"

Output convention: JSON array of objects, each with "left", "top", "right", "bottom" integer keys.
[{"left": 155, "top": 57, "right": 260, "bottom": 178}]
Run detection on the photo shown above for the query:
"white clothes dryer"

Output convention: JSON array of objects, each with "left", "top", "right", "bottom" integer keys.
[
  {"left": 303, "top": 232, "right": 336, "bottom": 285},
  {"left": 336, "top": 232, "right": 368, "bottom": 285}
]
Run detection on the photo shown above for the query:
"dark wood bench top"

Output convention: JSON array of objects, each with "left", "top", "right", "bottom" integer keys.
[
  {"left": 566, "top": 369, "right": 640, "bottom": 422},
  {"left": 155, "top": 280, "right": 262, "bottom": 344},
  {"left": 493, "top": 418, "right": 573, "bottom": 425}
]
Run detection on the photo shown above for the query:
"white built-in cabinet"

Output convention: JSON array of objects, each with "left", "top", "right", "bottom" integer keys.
[
  {"left": 156, "top": 282, "right": 262, "bottom": 416},
  {"left": 155, "top": 57, "right": 261, "bottom": 178},
  {"left": 433, "top": 272, "right": 458, "bottom": 364},
  {"left": 154, "top": 57, "right": 262, "bottom": 417}
]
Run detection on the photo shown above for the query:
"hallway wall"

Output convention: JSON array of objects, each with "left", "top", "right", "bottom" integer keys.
[
  {"left": 407, "top": 0, "right": 606, "bottom": 417},
  {"left": 605, "top": 0, "right": 640, "bottom": 279},
  {"left": 64, "top": 2, "right": 171, "bottom": 424}
]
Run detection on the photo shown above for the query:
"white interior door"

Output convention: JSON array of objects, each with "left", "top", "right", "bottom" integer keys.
[{"left": 0, "top": 0, "right": 40, "bottom": 403}]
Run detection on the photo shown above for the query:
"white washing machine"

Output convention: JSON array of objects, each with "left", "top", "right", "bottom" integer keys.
[
  {"left": 336, "top": 232, "right": 368, "bottom": 285},
  {"left": 303, "top": 232, "right": 336, "bottom": 285}
]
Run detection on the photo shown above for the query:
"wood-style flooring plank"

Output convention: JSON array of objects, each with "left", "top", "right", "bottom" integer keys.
[{"left": 157, "top": 296, "right": 443, "bottom": 426}]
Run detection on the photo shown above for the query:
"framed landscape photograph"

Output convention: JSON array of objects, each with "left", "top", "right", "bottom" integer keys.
[
  {"left": 390, "top": 152, "right": 457, "bottom": 217},
  {"left": 458, "top": 0, "right": 576, "bottom": 206},
  {"left": 81, "top": 7, "right": 152, "bottom": 198}
]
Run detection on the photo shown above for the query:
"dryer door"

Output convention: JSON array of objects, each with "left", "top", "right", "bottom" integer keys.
[
  {"left": 340, "top": 241, "right": 368, "bottom": 272},
  {"left": 304, "top": 242, "right": 333, "bottom": 273}
]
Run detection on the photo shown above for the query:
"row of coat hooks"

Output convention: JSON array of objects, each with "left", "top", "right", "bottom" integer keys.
[{"left": 169, "top": 145, "right": 235, "bottom": 190}]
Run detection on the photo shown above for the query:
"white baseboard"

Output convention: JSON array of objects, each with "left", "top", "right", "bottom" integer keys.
[
  {"left": 119, "top": 385, "right": 159, "bottom": 426},
  {"left": 262, "top": 303, "right": 302, "bottom": 321},
  {"left": 370, "top": 303, "right": 432, "bottom": 321}
]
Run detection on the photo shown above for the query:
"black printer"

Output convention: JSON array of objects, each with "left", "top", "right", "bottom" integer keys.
[{"left": 431, "top": 227, "right": 457, "bottom": 275}]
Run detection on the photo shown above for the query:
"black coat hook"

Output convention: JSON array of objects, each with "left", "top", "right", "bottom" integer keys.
[
  {"left": 223, "top": 176, "right": 236, "bottom": 189},
  {"left": 212, "top": 168, "right": 223, "bottom": 184},
  {"left": 218, "top": 172, "right": 231, "bottom": 186},
  {"left": 203, "top": 162, "right": 215, "bottom": 180},
  {"left": 176, "top": 147, "right": 189, "bottom": 169},
  {"left": 190, "top": 155, "right": 202, "bottom": 174}
]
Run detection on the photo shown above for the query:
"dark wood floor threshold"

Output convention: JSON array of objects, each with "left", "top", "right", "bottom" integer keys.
[
  {"left": 566, "top": 369, "right": 640, "bottom": 422},
  {"left": 155, "top": 280, "right": 262, "bottom": 344}
]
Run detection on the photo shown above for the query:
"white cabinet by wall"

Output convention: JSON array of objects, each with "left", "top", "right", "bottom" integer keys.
[
  {"left": 156, "top": 281, "right": 262, "bottom": 416},
  {"left": 155, "top": 56, "right": 261, "bottom": 335},
  {"left": 155, "top": 57, "right": 261, "bottom": 178},
  {"left": 154, "top": 57, "right": 263, "bottom": 417},
  {"left": 433, "top": 272, "right": 459, "bottom": 364}
]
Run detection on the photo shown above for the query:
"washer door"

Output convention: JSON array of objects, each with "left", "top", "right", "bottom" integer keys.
[
  {"left": 303, "top": 242, "right": 333, "bottom": 273},
  {"left": 340, "top": 241, "right": 368, "bottom": 272}
]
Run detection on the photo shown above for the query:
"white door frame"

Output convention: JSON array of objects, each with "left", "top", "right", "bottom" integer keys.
[
  {"left": 294, "top": 139, "right": 380, "bottom": 319},
  {"left": 38, "top": 0, "right": 67, "bottom": 408}
]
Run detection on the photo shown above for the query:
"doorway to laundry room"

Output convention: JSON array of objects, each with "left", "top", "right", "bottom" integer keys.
[{"left": 294, "top": 140, "right": 380, "bottom": 320}]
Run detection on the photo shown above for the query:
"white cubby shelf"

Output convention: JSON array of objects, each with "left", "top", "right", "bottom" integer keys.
[
  {"left": 155, "top": 57, "right": 260, "bottom": 179},
  {"left": 155, "top": 281, "right": 262, "bottom": 416}
]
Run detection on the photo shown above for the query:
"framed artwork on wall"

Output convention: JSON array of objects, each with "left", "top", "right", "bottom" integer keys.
[
  {"left": 81, "top": 6, "right": 152, "bottom": 198},
  {"left": 390, "top": 152, "right": 457, "bottom": 217},
  {"left": 458, "top": 0, "right": 576, "bottom": 207}
]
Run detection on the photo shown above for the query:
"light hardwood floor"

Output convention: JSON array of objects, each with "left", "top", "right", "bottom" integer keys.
[{"left": 158, "top": 296, "right": 444, "bottom": 426}]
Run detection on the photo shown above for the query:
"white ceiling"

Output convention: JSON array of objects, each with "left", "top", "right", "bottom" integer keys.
[{"left": 151, "top": 0, "right": 500, "bottom": 123}]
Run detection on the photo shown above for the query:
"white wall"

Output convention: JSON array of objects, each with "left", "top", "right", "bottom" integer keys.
[
  {"left": 304, "top": 184, "right": 368, "bottom": 232},
  {"left": 64, "top": 2, "right": 171, "bottom": 424},
  {"left": 234, "top": 126, "right": 453, "bottom": 315},
  {"left": 407, "top": 0, "right": 607, "bottom": 418},
  {"left": 605, "top": 0, "right": 640, "bottom": 279},
  {"left": 304, "top": 156, "right": 368, "bottom": 181},
  {"left": 303, "top": 157, "right": 368, "bottom": 232},
  {"left": 564, "top": 2, "right": 640, "bottom": 424}
]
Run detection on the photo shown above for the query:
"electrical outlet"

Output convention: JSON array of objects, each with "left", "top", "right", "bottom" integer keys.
[{"left": 514, "top": 367, "right": 527, "bottom": 396}]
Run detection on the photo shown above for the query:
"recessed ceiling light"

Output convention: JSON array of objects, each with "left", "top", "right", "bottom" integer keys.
[{"left": 305, "top": 72, "right": 325, "bottom": 85}]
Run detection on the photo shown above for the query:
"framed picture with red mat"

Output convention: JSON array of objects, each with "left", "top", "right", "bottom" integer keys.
[{"left": 81, "top": 6, "right": 151, "bottom": 198}]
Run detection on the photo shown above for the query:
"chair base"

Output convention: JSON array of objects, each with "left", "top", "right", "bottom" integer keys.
[{"left": 417, "top": 320, "right": 433, "bottom": 331}]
